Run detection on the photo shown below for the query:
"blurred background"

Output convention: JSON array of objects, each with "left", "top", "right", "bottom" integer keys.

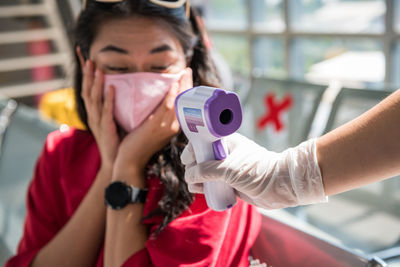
[{"left": 0, "top": 0, "right": 399, "bottom": 266}]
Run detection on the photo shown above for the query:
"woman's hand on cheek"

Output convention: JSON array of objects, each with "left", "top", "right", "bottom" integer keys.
[
  {"left": 81, "top": 60, "right": 120, "bottom": 171},
  {"left": 113, "top": 68, "right": 193, "bottom": 179},
  {"left": 178, "top": 67, "right": 194, "bottom": 94}
]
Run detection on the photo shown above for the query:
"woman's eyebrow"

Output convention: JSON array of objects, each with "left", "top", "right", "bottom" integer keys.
[
  {"left": 150, "top": 44, "right": 173, "bottom": 54},
  {"left": 99, "top": 45, "right": 129, "bottom": 54}
]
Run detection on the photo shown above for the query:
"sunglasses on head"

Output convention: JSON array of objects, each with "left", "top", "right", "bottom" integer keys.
[{"left": 82, "top": 0, "right": 190, "bottom": 18}]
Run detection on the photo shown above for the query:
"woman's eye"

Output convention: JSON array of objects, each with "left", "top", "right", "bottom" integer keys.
[
  {"left": 151, "top": 65, "right": 170, "bottom": 71},
  {"left": 106, "top": 66, "right": 129, "bottom": 72}
]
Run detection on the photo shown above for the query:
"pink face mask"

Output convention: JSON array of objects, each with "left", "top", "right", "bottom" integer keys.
[{"left": 104, "top": 71, "right": 184, "bottom": 132}]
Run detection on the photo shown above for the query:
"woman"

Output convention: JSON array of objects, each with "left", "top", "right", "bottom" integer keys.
[{"left": 6, "top": 1, "right": 261, "bottom": 266}]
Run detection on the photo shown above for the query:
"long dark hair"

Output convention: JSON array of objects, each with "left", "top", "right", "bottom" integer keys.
[{"left": 74, "top": 0, "right": 221, "bottom": 234}]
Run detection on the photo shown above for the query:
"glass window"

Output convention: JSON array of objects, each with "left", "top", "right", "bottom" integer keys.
[
  {"left": 204, "top": 1, "right": 400, "bottom": 262},
  {"left": 291, "top": 38, "right": 384, "bottom": 88},
  {"left": 203, "top": 0, "right": 247, "bottom": 30},
  {"left": 290, "top": 0, "right": 385, "bottom": 34},
  {"left": 252, "top": 37, "right": 285, "bottom": 78},
  {"left": 393, "top": 42, "right": 400, "bottom": 88},
  {"left": 251, "top": 0, "right": 284, "bottom": 32},
  {"left": 395, "top": 0, "right": 400, "bottom": 33},
  {"left": 211, "top": 34, "right": 250, "bottom": 76}
]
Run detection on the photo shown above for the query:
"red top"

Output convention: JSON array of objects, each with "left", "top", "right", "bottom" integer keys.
[{"left": 6, "top": 128, "right": 261, "bottom": 267}]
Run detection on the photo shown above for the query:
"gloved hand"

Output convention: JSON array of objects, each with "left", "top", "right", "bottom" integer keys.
[{"left": 181, "top": 133, "right": 327, "bottom": 209}]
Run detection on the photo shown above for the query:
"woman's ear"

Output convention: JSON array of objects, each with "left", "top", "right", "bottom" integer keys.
[{"left": 76, "top": 46, "right": 86, "bottom": 72}]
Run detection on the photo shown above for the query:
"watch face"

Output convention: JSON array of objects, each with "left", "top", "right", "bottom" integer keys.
[{"left": 105, "top": 181, "right": 130, "bottom": 209}]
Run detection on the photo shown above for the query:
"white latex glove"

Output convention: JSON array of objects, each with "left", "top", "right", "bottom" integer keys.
[{"left": 181, "top": 133, "right": 327, "bottom": 209}]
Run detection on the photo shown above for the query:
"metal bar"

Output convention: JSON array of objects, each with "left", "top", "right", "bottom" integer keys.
[
  {"left": 0, "top": 79, "right": 66, "bottom": 99},
  {"left": 41, "top": 0, "right": 73, "bottom": 84},
  {"left": 0, "top": 29, "right": 58, "bottom": 45},
  {"left": 44, "top": 0, "right": 72, "bottom": 59},
  {"left": 0, "top": 4, "right": 47, "bottom": 17},
  {"left": 384, "top": 0, "right": 394, "bottom": 86},
  {"left": 0, "top": 53, "right": 69, "bottom": 72},
  {"left": 208, "top": 28, "right": 391, "bottom": 38},
  {"left": 283, "top": 0, "right": 290, "bottom": 78},
  {"left": 0, "top": 99, "right": 18, "bottom": 157},
  {"left": 373, "top": 246, "right": 400, "bottom": 261},
  {"left": 247, "top": 0, "right": 254, "bottom": 77}
]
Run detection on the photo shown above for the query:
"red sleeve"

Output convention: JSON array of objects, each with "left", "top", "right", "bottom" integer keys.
[
  {"left": 120, "top": 191, "right": 261, "bottom": 267},
  {"left": 6, "top": 133, "right": 64, "bottom": 267}
]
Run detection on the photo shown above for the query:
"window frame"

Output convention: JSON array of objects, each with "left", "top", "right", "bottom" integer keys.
[{"left": 205, "top": 0, "right": 400, "bottom": 88}]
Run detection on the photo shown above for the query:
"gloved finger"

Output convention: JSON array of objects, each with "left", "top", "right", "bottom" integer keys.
[
  {"left": 188, "top": 183, "right": 204, "bottom": 194},
  {"left": 236, "top": 190, "right": 258, "bottom": 207},
  {"left": 226, "top": 133, "right": 276, "bottom": 158},
  {"left": 184, "top": 160, "right": 223, "bottom": 184},
  {"left": 226, "top": 133, "right": 253, "bottom": 153},
  {"left": 181, "top": 142, "right": 196, "bottom": 165}
]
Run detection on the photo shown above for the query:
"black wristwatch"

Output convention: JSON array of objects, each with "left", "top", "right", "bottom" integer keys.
[{"left": 105, "top": 181, "right": 148, "bottom": 210}]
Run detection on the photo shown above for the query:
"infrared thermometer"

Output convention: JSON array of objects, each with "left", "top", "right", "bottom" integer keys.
[{"left": 175, "top": 86, "right": 242, "bottom": 211}]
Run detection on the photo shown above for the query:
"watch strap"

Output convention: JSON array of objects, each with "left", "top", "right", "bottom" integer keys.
[
  {"left": 105, "top": 181, "right": 148, "bottom": 210},
  {"left": 130, "top": 186, "right": 148, "bottom": 204}
]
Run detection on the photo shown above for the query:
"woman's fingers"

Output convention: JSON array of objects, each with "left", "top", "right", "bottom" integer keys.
[
  {"left": 91, "top": 69, "right": 104, "bottom": 114},
  {"left": 78, "top": 59, "right": 120, "bottom": 166},
  {"left": 180, "top": 142, "right": 196, "bottom": 165},
  {"left": 164, "top": 82, "right": 179, "bottom": 110},
  {"left": 179, "top": 68, "right": 193, "bottom": 94},
  {"left": 188, "top": 183, "right": 204, "bottom": 194},
  {"left": 151, "top": 69, "right": 193, "bottom": 118},
  {"left": 102, "top": 85, "right": 115, "bottom": 127},
  {"left": 84, "top": 68, "right": 104, "bottom": 128},
  {"left": 81, "top": 60, "right": 94, "bottom": 101},
  {"left": 161, "top": 68, "right": 193, "bottom": 111},
  {"left": 76, "top": 46, "right": 85, "bottom": 72}
]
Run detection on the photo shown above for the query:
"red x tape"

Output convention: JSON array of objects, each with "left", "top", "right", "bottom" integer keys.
[{"left": 257, "top": 93, "right": 293, "bottom": 132}]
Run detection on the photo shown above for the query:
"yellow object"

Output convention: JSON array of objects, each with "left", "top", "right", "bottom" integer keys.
[{"left": 39, "top": 88, "right": 86, "bottom": 130}]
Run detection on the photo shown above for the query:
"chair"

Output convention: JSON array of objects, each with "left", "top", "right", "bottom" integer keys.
[
  {"left": 241, "top": 77, "right": 326, "bottom": 152},
  {"left": 0, "top": 98, "right": 57, "bottom": 265},
  {"left": 291, "top": 87, "right": 400, "bottom": 258},
  {"left": 322, "top": 88, "right": 391, "bottom": 134},
  {"left": 244, "top": 82, "right": 399, "bottom": 265},
  {"left": 251, "top": 210, "right": 389, "bottom": 267}
]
